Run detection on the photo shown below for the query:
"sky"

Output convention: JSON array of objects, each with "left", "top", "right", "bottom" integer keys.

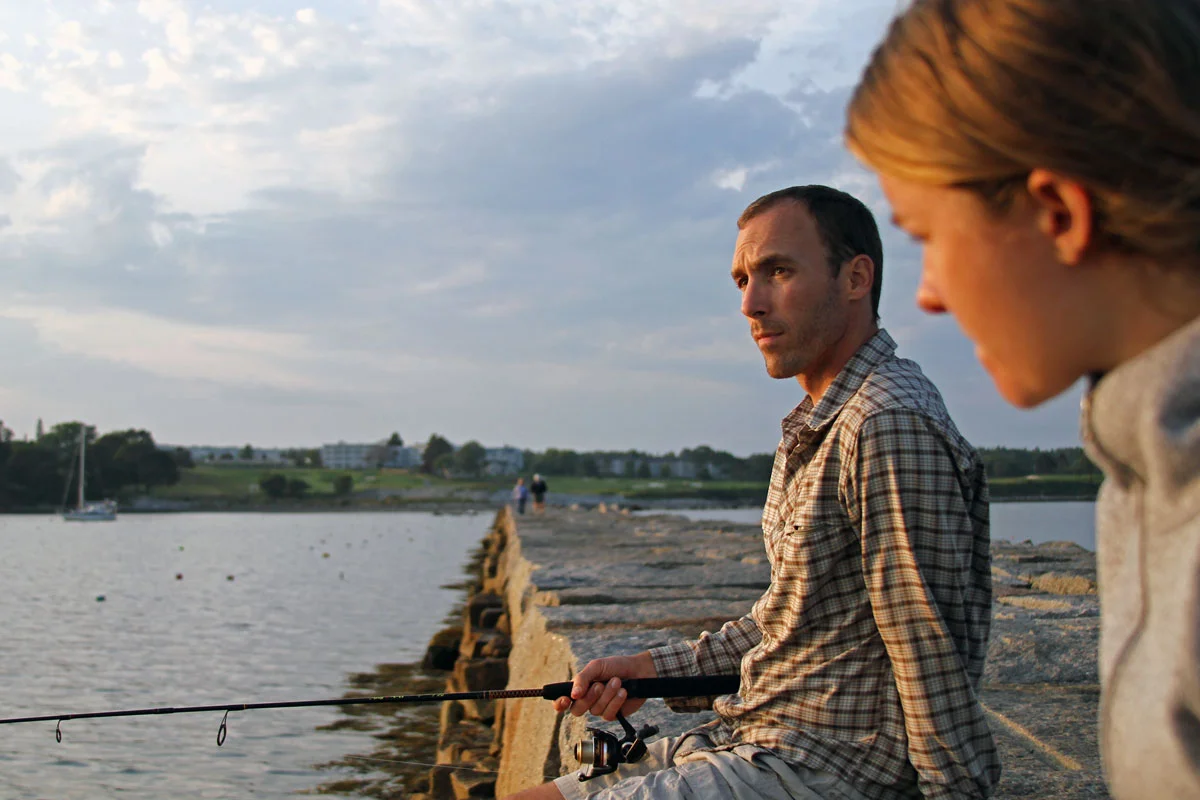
[{"left": 0, "top": 0, "right": 1085, "bottom": 455}]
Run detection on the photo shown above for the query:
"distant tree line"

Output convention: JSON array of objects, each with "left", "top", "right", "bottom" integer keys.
[
  {"left": 511, "top": 445, "right": 1101, "bottom": 482},
  {"left": 0, "top": 416, "right": 1104, "bottom": 512},
  {"left": 517, "top": 446, "right": 777, "bottom": 482},
  {"left": 976, "top": 446, "right": 1101, "bottom": 479},
  {"left": 0, "top": 420, "right": 184, "bottom": 510}
]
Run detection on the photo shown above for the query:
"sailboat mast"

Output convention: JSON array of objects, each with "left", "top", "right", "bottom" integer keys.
[{"left": 77, "top": 430, "right": 85, "bottom": 510}]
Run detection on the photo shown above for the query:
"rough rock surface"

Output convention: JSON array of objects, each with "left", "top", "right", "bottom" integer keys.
[{"left": 422, "top": 508, "right": 1106, "bottom": 799}]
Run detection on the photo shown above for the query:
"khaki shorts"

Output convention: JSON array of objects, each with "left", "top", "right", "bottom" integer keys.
[{"left": 554, "top": 731, "right": 872, "bottom": 800}]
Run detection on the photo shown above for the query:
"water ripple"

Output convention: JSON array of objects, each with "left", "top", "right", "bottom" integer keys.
[{"left": 0, "top": 510, "right": 487, "bottom": 799}]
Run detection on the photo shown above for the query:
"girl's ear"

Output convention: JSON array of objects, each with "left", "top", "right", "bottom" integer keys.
[{"left": 1026, "top": 169, "right": 1095, "bottom": 266}]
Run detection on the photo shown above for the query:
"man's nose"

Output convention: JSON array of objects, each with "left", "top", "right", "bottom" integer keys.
[{"left": 741, "top": 278, "right": 769, "bottom": 318}]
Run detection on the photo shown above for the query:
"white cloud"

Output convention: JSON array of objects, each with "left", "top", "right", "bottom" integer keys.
[
  {"left": 0, "top": 52, "right": 24, "bottom": 91},
  {"left": 713, "top": 167, "right": 748, "bottom": 192},
  {"left": 239, "top": 55, "right": 265, "bottom": 78},
  {"left": 49, "top": 20, "right": 86, "bottom": 54},
  {"left": 142, "top": 47, "right": 180, "bottom": 89},
  {"left": 602, "top": 317, "right": 752, "bottom": 366},
  {"left": 0, "top": 0, "right": 1086, "bottom": 452},
  {"left": 252, "top": 25, "right": 282, "bottom": 55},
  {"left": 148, "top": 220, "right": 173, "bottom": 247},
  {"left": 1, "top": 304, "right": 318, "bottom": 390},
  {"left": 42, "top": 181, "right": 92, "bottom": 218},
  {"left": 412, "top": 263, "right": 489, "bottom": 296},
  {"left": 137, "top": 0, "right": 194, "bottom": 63}
]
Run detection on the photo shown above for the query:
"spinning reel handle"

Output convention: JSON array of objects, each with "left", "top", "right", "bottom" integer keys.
[
  {"left": 548, "top": 674, "right": 739, "bottom": 783},
  {"left": 574, "top": 712, "right": 658, "bottom": 782}
]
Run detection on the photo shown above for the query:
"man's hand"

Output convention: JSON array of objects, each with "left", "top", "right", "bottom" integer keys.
[{"left": 552, "top": 652, "right": 658, "bottom": 721}]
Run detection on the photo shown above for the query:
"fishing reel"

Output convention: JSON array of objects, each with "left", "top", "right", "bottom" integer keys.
[{"left": 573, "top": 712, "right": 658, "bottom": 782}]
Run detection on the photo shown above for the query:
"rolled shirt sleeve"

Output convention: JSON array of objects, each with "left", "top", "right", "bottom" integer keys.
[{"left": 649, "top": 610, "right": 762, "bottom": 712}]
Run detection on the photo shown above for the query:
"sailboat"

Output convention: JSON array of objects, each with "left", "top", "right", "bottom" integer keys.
[{"left": 62, "top": 430, "right": 117, "bottom": 522}]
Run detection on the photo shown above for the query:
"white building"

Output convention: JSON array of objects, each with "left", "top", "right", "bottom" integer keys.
[
  {"left": 178, "top": 445, "right": 285, "bottom": 464},
  {"left": 322, "top": 442, "right": 422, "bottom": 470},
  {"left": 483, "top": 446, "right": 524, "bottom": 476},
  {"left": 322, "top": 442, "right": 374, "bottom": 470},
  {"left": 385, "top": 446, "right": 422, "bottom": 469}
]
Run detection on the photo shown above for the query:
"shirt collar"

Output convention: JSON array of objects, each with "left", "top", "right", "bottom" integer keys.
[{"left": 781, "top": 328, "right": 897, "bottom": 437}]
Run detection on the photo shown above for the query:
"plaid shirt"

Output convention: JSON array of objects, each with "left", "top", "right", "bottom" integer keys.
[{"left": 649, "top": 330, "right": 999, "bottom": 800}]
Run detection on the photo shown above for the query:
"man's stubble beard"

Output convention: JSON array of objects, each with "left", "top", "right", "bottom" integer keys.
[{"left": 761, "top": 288, "right": 847, "bottom": 381}]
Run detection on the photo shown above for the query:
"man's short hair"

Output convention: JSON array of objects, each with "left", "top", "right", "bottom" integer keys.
[{"left": 738, "top": 185, "right": 884, "bottom": 320}]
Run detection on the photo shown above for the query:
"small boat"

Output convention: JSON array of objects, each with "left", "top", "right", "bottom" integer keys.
[{"left": 62, "top": 430, "right": 117, "bottom": 522}]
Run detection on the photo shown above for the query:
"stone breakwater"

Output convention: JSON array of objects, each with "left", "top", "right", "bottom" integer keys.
[{"left": 413, "top": 507, "right": 1108, "bottom": 799}]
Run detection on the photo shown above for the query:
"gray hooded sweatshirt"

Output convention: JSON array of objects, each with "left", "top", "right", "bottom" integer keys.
[{"left": 1083, "top": 314, "right": 1200, "bottom": 799}]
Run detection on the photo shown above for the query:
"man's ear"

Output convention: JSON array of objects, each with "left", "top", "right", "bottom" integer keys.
[
  {"left": 843, "top": 254, "right": 875, "bottom": 302},
  {"left": 1026, "top": 169, "right": 1095, "bottom": 266}
]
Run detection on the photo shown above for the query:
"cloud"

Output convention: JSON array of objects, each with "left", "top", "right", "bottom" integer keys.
[
  {"left": 0, "top": 304, "right": 318, "bottom": 390},
  {"left": 412, "top": 262, "right": 489, "bottom": 296},
  {"left": 0, "top": 0, "right": 1086, "bottom": 453}
]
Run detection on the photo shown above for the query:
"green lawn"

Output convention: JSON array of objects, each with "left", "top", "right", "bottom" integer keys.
[
  {"left": 151, "top": 466, "right": 767, "bottom": 502},
  {"left": 151, "top": 465, "right": 459, "bottom": 499},
  {"left": 990, "top": 473, "right": 1101, "bottom": 498},
  {"left": 151, "top": 465, "right": 1099, "bottom": 503}
]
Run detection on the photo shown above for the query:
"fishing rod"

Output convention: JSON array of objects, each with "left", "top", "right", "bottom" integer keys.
[{"left": 0, "top": 674, "right": 740, "bottom": 760}]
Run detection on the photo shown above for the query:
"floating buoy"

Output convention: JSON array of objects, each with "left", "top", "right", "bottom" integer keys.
[
  {"left": 226, "top": 575, "right": 235, "bottom": 581},
  {"left": 96, "top": 595, "right": 106, "bottom": 602},
  {"left": 179, "top": 546, "right": 184, "bottom": 551},
  {"left": 322, "top": 552, "right": 330, "bottom": 559},
  {"left": 175, "top": 573, "right": 183, "bottom": 580}
]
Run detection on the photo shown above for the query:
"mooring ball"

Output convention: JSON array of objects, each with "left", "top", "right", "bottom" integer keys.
[
  {"left": 176, "top": 573, "right": 183, "bottom": 580},
  {"left": 95, "top": 595, "right": 106, "bottom": 602},
  {"left": 226, "top": 575, "right": 235, "bottom": 581}
]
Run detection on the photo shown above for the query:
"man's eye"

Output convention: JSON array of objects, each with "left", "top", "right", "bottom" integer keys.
[{"left": 772, "top": 266, "right": 789, "bottom": 277}]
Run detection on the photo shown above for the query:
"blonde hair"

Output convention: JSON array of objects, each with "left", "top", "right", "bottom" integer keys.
[{"left": 846, "top": 0, "right": 1200, "bottom": 259}]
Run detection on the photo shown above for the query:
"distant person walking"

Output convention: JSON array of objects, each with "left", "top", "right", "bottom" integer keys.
[
  {"left": 530, "top": 474, "right": 548, "bottom": 513},
  {"left": 847, "top": 2, "right": 1200, "bottom": 797},
  {"left": 511, "top": 478, "right": 529, "bottom": 515}
]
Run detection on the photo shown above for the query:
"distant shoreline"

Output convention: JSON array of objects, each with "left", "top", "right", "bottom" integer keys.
[{"left": 3, "top": 492, "right": 1098, "bottom": 516}]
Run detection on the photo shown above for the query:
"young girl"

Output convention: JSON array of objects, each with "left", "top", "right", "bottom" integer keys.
[{"left": 845, "top": 1, "right": 1200, "bottom": 797}]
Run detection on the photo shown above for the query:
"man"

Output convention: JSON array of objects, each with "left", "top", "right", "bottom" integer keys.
[
  {"left": 504, "top": 186, "right": 998, "bottom": 800},
  {"left": 531, "top": 473, "right": 549, "bottom": 513}
]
